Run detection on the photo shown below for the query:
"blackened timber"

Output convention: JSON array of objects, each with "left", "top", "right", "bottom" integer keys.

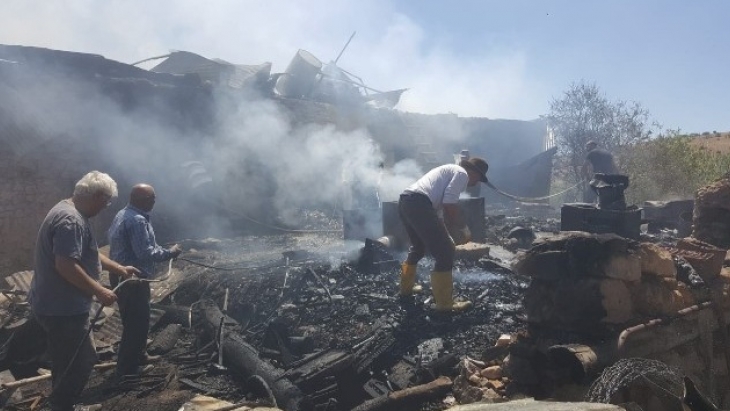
[
  {"left": 153, "top": 303, "right": 194, "bottom": 328},
  {"left": 353, "top": 328, "right": 397, "bottom": 374},
  {"left": 148, "top": 324, "right": 183, "bottom": 355},
  {"left": 224, "top": 333, "right": 307, "bottom": 411},
  {"left": 350, "top": 376, "right": 452, "bottom": 411},
  {"left": 197, "top": 300, "right": 306, "bottom": 411},
  {"left": 287, "top": 350, "right": 354, "bottom": 392}
]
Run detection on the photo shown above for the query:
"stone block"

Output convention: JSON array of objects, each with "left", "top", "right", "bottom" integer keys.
[
  {"left": 480, "top": 365, "right": 503, "bottom": 380},
  {"left": 517, "top": 231, "right": 640, "bottom": 281},
  {"left": 598, "top": 278, "right": 635, "bottom": 324},
  {"left": 600, "top": 253, "right": 642, "bottom": 282},
  {"left": 495, "top": 334, "right": 512, "bottom": 347},
  {"left": 513, "top": 250, "right": 568, "bottom": 280},
  {"left": 632, "top": 276, "right": 687, "bottom": 317},
  {"left": 525, "top": 278, "right": 634, "bottom": 327},
  {"left": 455, "top": 242, "right": 490, "bottom": 262},
  {"left": 639, "top": 242, "right": 677, "bottom": 279}
]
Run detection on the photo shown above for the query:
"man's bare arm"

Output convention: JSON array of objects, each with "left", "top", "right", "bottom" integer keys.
[
  {"left": 443, "top": 203, "right": 465, "bottom": 230},
  {"left": 99, "top": 253, "right": 139, "bottom": 279},
  {"left": 55, "top": 255, "right": 117, "bottom": 305}
]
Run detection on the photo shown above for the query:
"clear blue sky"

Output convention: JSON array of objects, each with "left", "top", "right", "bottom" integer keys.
[
  {"left": 393, "top": 0, "right": 729, "bottom": 134},
  {"left": 2, "top": 0, "right": 728, "bottom": 134}
]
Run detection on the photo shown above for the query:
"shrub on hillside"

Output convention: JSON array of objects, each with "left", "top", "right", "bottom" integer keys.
[{"left": 618, "top": 135, "right": 730, "bottom": 204}]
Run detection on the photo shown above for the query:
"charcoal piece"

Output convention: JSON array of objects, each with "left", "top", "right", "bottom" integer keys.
[
  {"left": 148, "top": 323, "right": 183, "bottom": 355},
  {"left": 675, "top": 256, "right": 705, "bottom": 289}
]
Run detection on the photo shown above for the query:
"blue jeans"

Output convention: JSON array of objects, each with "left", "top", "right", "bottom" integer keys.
[
  {"left": 33, "top": 312, "right": 96, "bottom": 411},
  {"left": 111, "top": 278, "right": 151, "bottom": 377}
]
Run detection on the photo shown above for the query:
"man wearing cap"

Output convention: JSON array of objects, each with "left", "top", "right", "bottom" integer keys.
[
  {"left": 582, "top": 141, "right": 618, "bottom": 202},
  {"left": 397, "top": 157, "right": 489, "bottom": 312}
]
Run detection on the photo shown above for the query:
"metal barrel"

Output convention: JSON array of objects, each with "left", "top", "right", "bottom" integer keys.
[{"left": 275, "top": 49, "right": 322, "bottom": 98}]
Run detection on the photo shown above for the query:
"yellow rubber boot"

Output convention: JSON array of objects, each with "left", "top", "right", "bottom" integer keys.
[
  {"left": 430, "top": 271, "right": 472, "bottom": 312},
  {"left": 399, "top": 263, "right": 423, "bottom": 296}
]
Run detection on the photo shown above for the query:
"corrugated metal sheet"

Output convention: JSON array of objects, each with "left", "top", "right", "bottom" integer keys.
[
  {"left": 3, "top": 270, "right": 169, "bottom": 346},
  {"left": 93, "top": 304, "right": 165, "bottom": 347},
  {"left": 152, "top": 50, "right": 271, "bottom": 89},
  {"left": 4, "top": 270, "right": 32, "bottom": 293}
]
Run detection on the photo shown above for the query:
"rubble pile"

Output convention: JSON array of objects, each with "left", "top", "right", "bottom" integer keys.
[
  {"left": 692, "top": 175, "right": 730, "bottom": 248},
  {"left": 516, "top": 232, "right": 642, "bottom": 339},
  {"left": 0, "top": 229, "right": 531, "bottom": 411},
  {"left": 511, "top": 230, "right": 730, "bottom": 405}
]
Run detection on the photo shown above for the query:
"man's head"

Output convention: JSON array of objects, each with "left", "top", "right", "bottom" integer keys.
[
  {"left": 460, "top": 157, "right": 489, "bottom": 187},
  {"left": 130, "top": 184, "right": 157, "bottom": 212},
  {"left": 586, "top": 140, "right": 598, "bottom": 151},
  {"left": 72, "top": 171, "right": 118, "bottom": 217}
]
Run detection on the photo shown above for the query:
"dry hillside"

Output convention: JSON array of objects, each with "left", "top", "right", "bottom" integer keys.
[{"left": 688, "top": 131, "right": 730, "bottom": 154}]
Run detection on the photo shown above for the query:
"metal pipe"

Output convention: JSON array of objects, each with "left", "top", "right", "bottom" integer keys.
[
  {"left": 617, "top": 300, "right": 713, "bottom": 354},
  {"left": 334, "top": 31, "right": 356, "bottom": 64},
  {"left": 52, "top": 260, "right": 176, "bottom": 399}
]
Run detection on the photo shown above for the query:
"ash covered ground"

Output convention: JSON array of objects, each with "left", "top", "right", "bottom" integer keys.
[{"left": 23, "top": 209, "right": 554, "bottom": 411}]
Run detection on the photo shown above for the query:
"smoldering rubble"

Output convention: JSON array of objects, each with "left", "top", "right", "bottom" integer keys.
[{"left": 3, "top": 44, "right": 730, "bottom": 411}]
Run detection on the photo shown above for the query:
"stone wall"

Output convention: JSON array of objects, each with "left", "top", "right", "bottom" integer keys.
[{"left": 0, "top": 140, "right": 104, "bottom": 276}]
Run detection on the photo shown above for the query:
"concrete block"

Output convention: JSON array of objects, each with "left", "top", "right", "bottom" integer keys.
[{"left": 639, "top": 242, "right": 677, "bottom": 278}]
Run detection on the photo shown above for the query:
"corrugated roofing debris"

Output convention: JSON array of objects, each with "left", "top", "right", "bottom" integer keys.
[
  {"left": 2, "top": 270, "right": 175, "bottom": 347},
  {"left": 152, "top": 50, "right": 272, "bottom": 90}
]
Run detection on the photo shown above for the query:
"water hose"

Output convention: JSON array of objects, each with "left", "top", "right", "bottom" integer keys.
[
  {"left": 483, "top": 179, "right": 583, "bottom": 203},
  {"left": 50, "top": 259, "right": 175, "bottom": 400}
]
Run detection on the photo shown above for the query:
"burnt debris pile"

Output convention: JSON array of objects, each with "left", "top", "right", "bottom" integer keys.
[
  {"left": 510, "top": 228, "right": 730, "bottom": 406},
  {"left": 693, "top": 175, "right": 730, "bottom": 249},
  {"left": 171, "top": 235, "right": 528, "bottom": 410},
  {"left": 0, "top": 230, "right": 529, "bottom": 411}
]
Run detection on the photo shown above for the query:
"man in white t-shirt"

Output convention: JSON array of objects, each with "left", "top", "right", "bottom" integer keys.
[{"left": 398, "top": 157, "right": 489, "bottom": 312}]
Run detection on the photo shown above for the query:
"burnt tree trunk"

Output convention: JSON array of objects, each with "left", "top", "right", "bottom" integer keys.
[{"left": 198, "top": 299, "right": 306, "bottom": 411}]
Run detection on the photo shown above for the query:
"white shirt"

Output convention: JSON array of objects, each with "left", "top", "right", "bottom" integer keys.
[{"left": 404, "top": 164, "right": 469, "bottom": 209}]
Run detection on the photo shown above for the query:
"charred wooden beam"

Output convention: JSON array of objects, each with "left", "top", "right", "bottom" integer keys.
[
  {"left": 197, "top": 299, "right": 306, "bottom": 411},
  {"left": 350, "top": 376, "right": 452, "bottom": 411},
  {"left": 148, "top": 324, "right": 183, "bottom": 355},
  {"left": 153, "top": 303, "right": 194, "bottom": 328}
]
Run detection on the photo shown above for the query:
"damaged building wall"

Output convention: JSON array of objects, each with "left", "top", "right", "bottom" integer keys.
[
  {"left": 0, "top": 45, "right": 216, "bottom": 275},
  {"left": 0, "top": 44, "right": 552, "bottom": 275},
  {"left": 0, "top": 144, "right": 90, "bottom": 275}
]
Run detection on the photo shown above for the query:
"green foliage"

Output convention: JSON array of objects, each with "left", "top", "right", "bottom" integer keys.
[
  {"left": 547, "top": 81, "right": 730, "bottom": 204},
  {"left": 547, "top": 81, "right": 654, "bottom": 189},
  {"left": 619, "top": 134, "right": 730, "bottom": 203}
]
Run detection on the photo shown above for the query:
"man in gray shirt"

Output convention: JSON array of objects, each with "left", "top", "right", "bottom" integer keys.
[{"left": 30, "top": 171, "right": 139, "bottom": 411}]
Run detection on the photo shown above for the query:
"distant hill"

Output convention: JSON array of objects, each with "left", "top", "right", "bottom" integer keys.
[{"left": 688, "top": 131, "right": 730, "bottom": 155}]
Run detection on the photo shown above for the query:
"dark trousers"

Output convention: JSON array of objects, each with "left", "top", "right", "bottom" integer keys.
[
  {"left": 33, "top": 312, "right": 96, "bottom": 411},
  {"left": 111, "top": 277, "right": 151, "bottom": 377},
  {"left": 583, "top": 186, "right": 597, "bottom": 203},
  {"left": 398, "top": 193, "right": 455, "bottom": 271}
]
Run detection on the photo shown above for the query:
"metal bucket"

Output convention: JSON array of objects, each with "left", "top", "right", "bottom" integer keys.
[{"left": 275, "top": 49, "right": 322, "bottom": 98}]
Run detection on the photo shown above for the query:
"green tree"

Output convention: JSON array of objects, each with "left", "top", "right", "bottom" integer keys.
[{"left": 547, "top": 81, "right": 654, "bottom": 199}]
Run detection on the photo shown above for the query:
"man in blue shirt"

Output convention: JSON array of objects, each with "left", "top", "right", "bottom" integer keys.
[{"left": 108, "top": 184, "right": 182, "bottom": 379}]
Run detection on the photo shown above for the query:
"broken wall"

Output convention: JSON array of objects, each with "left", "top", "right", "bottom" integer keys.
[{"left": 0, "top": 44, "right": 553, "bottom": 275}]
